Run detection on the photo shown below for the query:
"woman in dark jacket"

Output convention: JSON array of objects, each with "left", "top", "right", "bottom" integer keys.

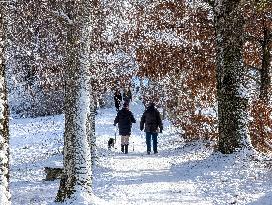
[
  {"left": 140, "top": 102, "right": 163, "bottom": 154},
  {"left": 114, "top": 102, "right": 136, "bottom": 153}
]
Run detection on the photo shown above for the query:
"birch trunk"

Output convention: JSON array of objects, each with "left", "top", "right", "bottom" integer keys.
[
  {"left": 0, "top": 3, "right": 10, "bottom": 204},
  {"left": 56, "top": 0, "right": 95, "bottom": 202},
  {"left": 215, "top": 0, "right": 251, "bottom": 154}
]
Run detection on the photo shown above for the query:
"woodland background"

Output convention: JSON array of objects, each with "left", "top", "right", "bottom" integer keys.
[{"left": 0, "top": 0, "right": 271, "bottom": 204}]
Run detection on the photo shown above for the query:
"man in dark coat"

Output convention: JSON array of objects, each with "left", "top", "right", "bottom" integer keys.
[
  {"left": 114, "top": 90, "right": 122, "bottom": 112},
  {"left": 140, "top": 102, "right": 163, "bottom": 155},
  {"left": 114, "top": 102, "right": 136, "bottom": 154}
]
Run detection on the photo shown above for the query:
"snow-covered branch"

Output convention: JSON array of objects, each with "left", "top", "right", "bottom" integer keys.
[
  {"left": 202, "top": 0, "right": 215, "bottom": 7},
  {"left": 51, "top": 10, "right": 73, "bottom": 25}
]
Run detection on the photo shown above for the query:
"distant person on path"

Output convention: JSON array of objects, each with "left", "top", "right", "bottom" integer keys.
[
  {"left": 142, "top": 95, "right": 149, "bottom": 109},
  {"left": 114, "top": 102, "right": 136, "bottom": 154},
  {"left": 140, "top": 102, "right": 163, "bottom": 155},
  {"left": 114, "top": 89, "right": 122, "bottom": 112},
  {"left": 123, "top": 88, "right": 132, "bottom": 104}
]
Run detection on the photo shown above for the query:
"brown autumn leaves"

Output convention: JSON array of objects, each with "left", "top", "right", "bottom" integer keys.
[
  {"left": 10, "top": 1, "right": 272, "bottom": 151},
  {"left": 116, "top": 1, "right": 272, "bottom": 151}
]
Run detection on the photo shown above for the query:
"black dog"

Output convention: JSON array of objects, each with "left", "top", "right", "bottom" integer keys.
[{"left": 108, "top": 138, "right": 115, "bottom": 150}]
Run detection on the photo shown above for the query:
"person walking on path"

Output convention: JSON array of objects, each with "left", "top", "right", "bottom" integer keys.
[
  {"left": 114, "top": 102, "right": 136, "bottom": 154},
  {"left": 123, "top": 88, "right": 132, "bottom": 104},
  {"left": 114, "top": 89, "right": 122, "bottom": 112},
  {"left": 140, "top": 102, "right": 163, "bottom": 155}
]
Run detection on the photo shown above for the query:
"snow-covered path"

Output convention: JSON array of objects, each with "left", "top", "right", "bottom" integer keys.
[
  {"left": 9, "top": 102, "right": 272, "bottom": 205},
  {"left": 93, "top": 103, "right": 272, "bottom": 205},
  {"left": 93, "top": 103, "right": 210, "bottom": 205}
]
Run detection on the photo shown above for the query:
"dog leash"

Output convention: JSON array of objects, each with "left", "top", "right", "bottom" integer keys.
[{"left": 114, "top": 126, "right": 117, "bottom": 145}]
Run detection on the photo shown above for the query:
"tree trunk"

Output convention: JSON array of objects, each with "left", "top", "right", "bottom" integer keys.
[
  {"left": 88, "top": 99, "right": 97, "bottom": 166},
  {"left": 88, "top": 0, "right": 104, "bottom": 166},
  {"left": 0, "top": 3, "right": 11, "bottom": 204},
  {"left": 215, "top": 0, "right": 250, "bottom": 154},
  {"left": 56, "top": 0, "right": 95, "bottom": 202},
  {"left": 259, "top": 27, "right": 271, "bottom": 102}
]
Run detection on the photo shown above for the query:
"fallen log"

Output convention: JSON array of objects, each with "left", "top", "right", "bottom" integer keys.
[{"left": 44, "top": 167, "right": 63, "bottom": 181}]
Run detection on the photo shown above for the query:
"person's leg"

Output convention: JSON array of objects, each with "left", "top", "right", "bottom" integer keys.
[
  {"left": 146, "top": 132, "right": 152, "bottom": 154},
  {"left": 121, "top": 136, "right": 125, "bottom": 153},
  {"left": 124, "top": 135, "right": 129, "bottom": 154},
  {"left": 152, "top": 132, "right": 158, "bottom": 154}
]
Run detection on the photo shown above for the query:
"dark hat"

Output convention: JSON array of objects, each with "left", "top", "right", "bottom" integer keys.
[{"left": 123, "top": 102, "right": 129, "bottom": 108}]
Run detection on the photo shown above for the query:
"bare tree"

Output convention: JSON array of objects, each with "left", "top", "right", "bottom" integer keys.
[
  {"left": 0, "top": 2, "right": 10, "bottom": 204},
  {"left": 56, "top": 0, "right": 96, "bottom": 202}
]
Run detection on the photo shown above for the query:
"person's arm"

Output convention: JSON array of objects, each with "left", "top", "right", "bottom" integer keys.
[
  {"left": 157, "top": 110, "right": 163, "bottom": 132},
  {"left": 130, "top": 112, "right": 136, "bottom": 123},
  {"left": 129, "top": 91, "right": 132, "bottom": 101},
  {"left": 114, "top": 113, "right": 119, "bottom": 126},
  {"left": 140, "top": 113, "right": 145, "bottom": 131}
]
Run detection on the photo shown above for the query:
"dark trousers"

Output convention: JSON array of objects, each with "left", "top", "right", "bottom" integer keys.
[{"left": 146, "top": 132, "right": 158, "bottom": 153}]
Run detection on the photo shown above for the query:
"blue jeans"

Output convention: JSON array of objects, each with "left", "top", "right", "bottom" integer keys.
[{"left": 146, "top": 132, "right": 158, "bottom": 153}]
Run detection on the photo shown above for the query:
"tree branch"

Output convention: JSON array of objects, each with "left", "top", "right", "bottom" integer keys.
[
  {"left": 244, "top": 33, "right": 263, "bottom": 44},
  {"left": 244, "top": 65, "right": 261, "bottom": 85},
  {"left": 268, "top": 32, "right": 272, "bottom": 42},
  {"left": 244, "top": 73, "right": 260, "bottom": 85},
  {"left": 51, "top": 10, "right": 73, "bottom": 25},
  {"left": 202, "top": 0, "right": 215, "bottom": 7}
]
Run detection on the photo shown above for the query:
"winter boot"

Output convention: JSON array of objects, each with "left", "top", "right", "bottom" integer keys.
[
  {"left": 121, "top": 145, "right": 124, "bottom": 153},
  {"left": 125, "top": 145, "right": 128, "bottom": 154}
]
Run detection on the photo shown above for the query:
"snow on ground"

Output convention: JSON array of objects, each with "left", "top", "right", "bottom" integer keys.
[{"left": 9, "top": 102, "right": 272, "bottom": 205}]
